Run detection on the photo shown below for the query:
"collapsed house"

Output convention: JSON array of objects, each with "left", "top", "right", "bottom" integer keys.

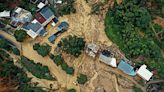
[{"left": 86, "top": 43, "right": 99, "bottom": 58}]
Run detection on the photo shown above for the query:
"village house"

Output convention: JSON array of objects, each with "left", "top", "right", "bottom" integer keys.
[
  {"left": 35, "top": 6, "right": 55, "bottom": 26},
  {"left": 0, "top": 11, "right": 10, "bottom": 18},
  {"left": 99, "top": 50, "right": 117, "bottom": 67},
  {"left": 22, "top": 6, "right": 55, "bottom": 39},
  {"left": 136, "top": 64, "right": 153, "bottom": 81},
  {"left": 22, "top": 19, "right": 47, "bottom": 39},
  {"left": 10, "top": 7, "right": 32, "bottom": 27}
]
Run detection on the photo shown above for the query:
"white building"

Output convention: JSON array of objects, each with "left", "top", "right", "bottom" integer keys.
[
  {"left": 11, "top": 7, "right": 32, "bottom": 27},
  {"left": 0, "top": 11, "right": 10, "bottom": 18},
  {"left": 99, "top": 53, "right": 117, "bottom": 67},
  {"left": 137, "top": 64, "right": 153, "bottom": 81}
]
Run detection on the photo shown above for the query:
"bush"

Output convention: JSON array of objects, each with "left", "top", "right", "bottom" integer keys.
[
  {"left": 49, "top": 54, "right": 74, "bottom": 75},
  {"left": 58, "top": 0, "right": 76, "bottom": 16},
  {"left": 133, "top": 87, "right": 142, "bottom": 92},
  {"left": 14, "top": 30, "right": 27, "bottom": 42},
  {"left": 33, "top": 43, "right": 51, "bottom": 57},
  {"left": 20, "top": 56, "right": 54, "bottom": 80},
  {"left": 68, "top": 88, "right": 76, "bottom": 92},
  {"left": 61, "top": 63, "right": 68, "bottom": 71},
  {"left": 66, "top": 67, "right": 74, "bottom": 75},
  {"left": 0, "top": 39, "right": 11, "bottom": 50},
  {"left": 12, "top": 47, "right": 20, "bottom": 55},
  {"left": 77, "top": 74, "right": 88, "bottom": 84}
]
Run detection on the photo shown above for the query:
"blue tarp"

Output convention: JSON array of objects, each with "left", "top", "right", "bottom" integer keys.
[{"left": 118, "top": 60, "right": 136, "bottom": 76}]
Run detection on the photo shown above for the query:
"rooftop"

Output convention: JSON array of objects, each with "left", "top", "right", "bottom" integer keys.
[
  {"left": 118, "top": 60, "right": 136, "bottom": 76},
  {"left": 40, "top": 6, "right": 54, "bottom": 20},
  {"left": 23, "top": 19, "right": 42, "bottom": 33},
  {"left": 0, "top": 11, "right": 10, "bottom": 18},
  {"left": 35, "top": 13, "right": 46, "bottom": 24},
  {"left": 137, "top": 65, "right": 153, "bottom": 81},
  {"left": 99, "top": 53, "right": 117, "bottom": 67}
]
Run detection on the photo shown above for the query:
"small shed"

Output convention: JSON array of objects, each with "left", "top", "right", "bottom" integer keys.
[
  {"left": 137, "top": 64, "right": 153, "bottom": 81},
  {"left": 118, "top": 60, "right": 136, "bottom": 76},
  {"left": 57, "top": 21, "right": 69, "bottom": 32}
]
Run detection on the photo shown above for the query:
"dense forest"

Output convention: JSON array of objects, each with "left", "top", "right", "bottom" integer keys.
[{"left": 105, "top": 0, "right": 164, "bottom": 78}]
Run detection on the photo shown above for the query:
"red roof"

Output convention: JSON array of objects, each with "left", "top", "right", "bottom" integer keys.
[{"left": 35, "top": 13, "right": 46, "bottom": 24}]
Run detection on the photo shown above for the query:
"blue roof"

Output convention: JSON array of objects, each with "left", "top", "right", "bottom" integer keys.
[
  {"left": 40, "top": 6, "right": 54, "bottom": 20},
  {"left": 23, "top": 22, "right": 42, "bottom": 32},
  {"left": 48, "top": 35, "right": 57, "bottom": 42},
  {"left": 118, "top": 60, "right": 136, "bottom": 76},
  {"left": 57, "top": 22, "right": 69, "bottom": 31},
  {"left": 39, "top": 29, "right": 46, "bottom": 36}
]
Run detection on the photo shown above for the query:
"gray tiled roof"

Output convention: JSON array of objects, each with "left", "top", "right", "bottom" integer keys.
[{"left": 40, "top": 7, "right": 54, "bottom": 20}]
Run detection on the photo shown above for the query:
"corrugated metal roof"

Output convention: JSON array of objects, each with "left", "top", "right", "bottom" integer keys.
[
  {"left": 23, "top": 20, "right": 42, "bottom": 32},
  {"left": 118, "top": 60, "right": 136, "bottom": 76},
  {"left": 40, "top": 6, "right": 54, "bottom": 20}
]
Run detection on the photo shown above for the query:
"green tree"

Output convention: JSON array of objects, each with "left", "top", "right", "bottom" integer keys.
[
  {"left": 66, "top": 67, "right": 74, "bottom": 75},
  {"left": 14, "top": 30, "right": 27, "bottom": 42},
  {"left": 68, "top": 88, "right": 76, "bottom": 92},
  {"left": 77, "top": 74, "right": 88, "bottom": 84},
  {"left": 0, "top": 39, "right": 10, "bottom": 50},
  {"left": 33, "top": 43, "right": 51, "bottom": 57},
  {"left": 12, "top": 47, "right": 20, "bottom": 55},
  {"left": 58, "top": 35, "right": 85, "bottom": 57}
]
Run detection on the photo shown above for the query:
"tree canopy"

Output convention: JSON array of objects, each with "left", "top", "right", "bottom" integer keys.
[
  {"left": 14, "top": 30, "right": 27, "bottom": 42},
  {"left": 105, "top": 0, "right": 164, "bottom": 78},
  {"left": 33, "top": 43, "right": 51, "bottom": 57},
  {"left": 58, "top": 35, "right": 85, "bottom": 57},
  {"left": 77, "top": 74, "right": 88, "bottom": 84}
]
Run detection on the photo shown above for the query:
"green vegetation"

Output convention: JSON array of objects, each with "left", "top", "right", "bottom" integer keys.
[
  {"left": 77, "top": 74, "right": 88, "bottom": 84},
  {"left": 0, "top": 58, "right": 43, "bottom": 91},
  {"left": 20, "top": 0, "right": 37, "bottom": 15},
  {"left": 14, "top": 30, "right": 27, "bottom": 42},
  {"left": 58, "top": 0, "right": 76, "bottom": 16},
  {"left": 49, "top": 54, "right": 74, "bottom": 75},
  {"left": 133, "top": 87, "right": 143, "bottom": 92},
  {"left": 58, "top": 35, "right": 85, "bottom": 57},
  {"left": 105, "top": 0, "right": 164, "bottom": 78},
  {"left": 147, "top": 0, "right": 164, "bottom": 18},
  {"left": 12, "top": 47, "right": 20, "bottom": 55},
  {"left": 20, "top": 56, "right": 54, "bottom": 80},
  {"left": 0, "top": 39, "right": 11, "bottom": 51},
  {"left": 33, "top": 43, "right": 52, "bottom": 57},
  {"left": 0, "top": 49, "right": 10, "bottom": 62},
  {"left": 68, "top": 88, "right": 76, "bottom": 92}
]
